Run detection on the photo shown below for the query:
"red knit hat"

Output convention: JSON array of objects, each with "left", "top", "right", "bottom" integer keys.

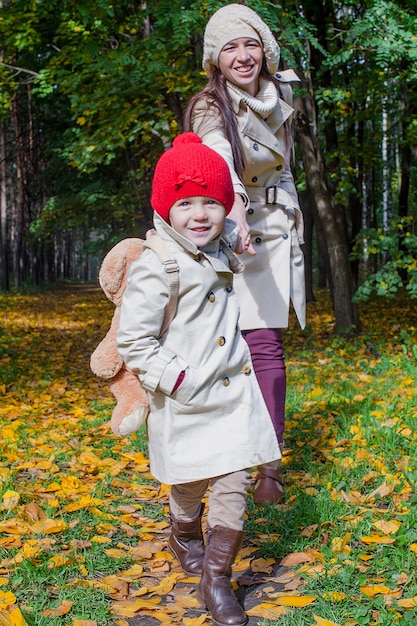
[{"left": 151, "top": 132, "right": 234, "bottom": 221}]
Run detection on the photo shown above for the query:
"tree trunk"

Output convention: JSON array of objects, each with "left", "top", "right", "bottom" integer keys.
[
  {"left": 298, "top": 188, "right": 315, "bottom": 302},
  {"left": 0, "top": 121, "right": 9, "bottom": 291},
  {"left": 398, "top": 79, "right": 412, "bottom": 219},
  {"left": 11, "top": 94, "right": 26, "bottom": 288},
  {"left": 295, "top": 95, "right": 361, "bottom": 334}
]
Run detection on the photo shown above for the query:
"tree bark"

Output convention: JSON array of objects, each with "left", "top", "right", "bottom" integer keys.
[
  {"left": 10, "top": 97, "right": 23, "bottom": 287},
  {"left": 295, "top": 95, "right": 361, "bottom": 334},
  {"left": 0, "top": 121, "right": 9, "bottom": 291}
]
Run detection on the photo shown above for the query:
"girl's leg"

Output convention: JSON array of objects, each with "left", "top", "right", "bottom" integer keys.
[
  {"left": 199, "top": 470, "right": 251, "bottom": 626},
  {"left": 207, "top": 470, "right": 251, "bottom": 530},
  {"left": 170, "top": 480, "right": 208, "bottom": 521},
  {"left": 169, "top": 480, "right": 208, "bottom": 575}
]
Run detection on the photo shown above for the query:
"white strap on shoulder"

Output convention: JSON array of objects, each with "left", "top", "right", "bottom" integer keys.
[{"left": 145, "top": 229, "right": 179, "bottom": 337}]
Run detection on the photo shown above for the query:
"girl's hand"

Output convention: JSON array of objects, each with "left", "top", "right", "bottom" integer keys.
[{"left": 228, "top": 194, "right": 256, "bottom": 255}]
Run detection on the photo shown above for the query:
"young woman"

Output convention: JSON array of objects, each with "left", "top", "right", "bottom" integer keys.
[{"left": 184, "top": 4, "right": 306, "bottom": 505}]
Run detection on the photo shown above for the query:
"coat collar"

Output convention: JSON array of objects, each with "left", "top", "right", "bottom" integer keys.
[
  {"left": 151, "top": 214, "right": 244, "bottom": 275},
  {"left": 227, "top": 85, "right": 293, "bottom": 155}
]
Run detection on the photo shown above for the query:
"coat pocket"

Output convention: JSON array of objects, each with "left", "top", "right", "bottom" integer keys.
[{"left": 171, "top": 365, "right": 199, "bottom": 405}]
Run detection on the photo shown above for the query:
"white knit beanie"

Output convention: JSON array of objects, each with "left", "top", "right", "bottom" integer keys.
[{"left": 202, "top": 4, "right": 280, "bottom": 76}]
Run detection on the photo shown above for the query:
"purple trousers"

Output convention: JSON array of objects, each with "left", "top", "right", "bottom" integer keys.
[{"left": 242, "top": 328, "right": 286, "bottom": 444}]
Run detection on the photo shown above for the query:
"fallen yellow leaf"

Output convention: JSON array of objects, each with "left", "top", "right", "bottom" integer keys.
[
  {"left": 0, "top": 605, "right": 29, "bottom": 626},
  {"left": 174, "top": 594, "right": 202, "bottom": 609},
  {"left": 272, "top": 595, "right": 317, "bottom": 607},
  {"left": 313, "top": 615, "right": 341, "bottom": 626},
  {"left": 397, "top": 596, "right": 417, "bottom": 608},
  {"left": 373, "top": 520, "right": 401, "bottom": 534},
  {"left": 251, "top": 557, "right": 275, "bottom": 573},
  {"left": 183, "top": 615, "right": 209, "bottom": 625},
  {"left": 322, "top": 591, "right": 346, "bottom": 602},
  {"left": 280, "top": 552, "right": 314, "bottom": 566},
  {"left": 41, "top": 599, "right": 73, "bottom": 617},
  {"left": 31, "top": 518, "right": 67, "bottom": 534},
  {"left": 360, "top": 584, "right": 391, "bottom": 597},
  {"left": 148, "top": 575, "right": 178, "bottom": 596},
  {"left": 365, "top": 483, "right": 393, "bottom": 500},
  {"left": 0, "top": 594, "right": 16, "bottom": 611},
  {"left": 360, "top": 534, "right": 396, "bottom": 545},
  {"left": 110, "top": 597, "right": 162, "bottom": 618},
  {"left": 246, "top": 603, "right": 289, "bottom": 619},
  {"left": 1, "top": 492, "right": 20, "bottom": 511}
]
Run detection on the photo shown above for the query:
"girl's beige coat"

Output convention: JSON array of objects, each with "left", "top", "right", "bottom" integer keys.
[
  {"left": 117, "top": 216, "right": 280, "bottom": 485},
  {"left": 191, "top": 85, "right": 306, "bottom": 330}
]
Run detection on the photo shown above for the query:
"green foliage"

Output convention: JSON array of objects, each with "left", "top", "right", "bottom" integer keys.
[
  {"left": 352, "top": 217, "right": 417, "bottom": 300},
  {"left": 1, "top": 0, "right": 417, "bottom": 290}
]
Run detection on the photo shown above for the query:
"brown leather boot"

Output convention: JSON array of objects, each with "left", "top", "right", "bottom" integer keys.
[
  {"left": 199, "top": 525, "right": 247, "bottom": 626},
  {"left": 253, "top": 461, "right": 284, "bottom": 505},
  {"left": 168, "top": 503, "right": 205, "bottom": 575}
]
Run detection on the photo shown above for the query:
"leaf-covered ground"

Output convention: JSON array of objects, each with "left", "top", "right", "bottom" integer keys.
[{"left": 1, "top": 283, "right": 417, "bottom": 626}]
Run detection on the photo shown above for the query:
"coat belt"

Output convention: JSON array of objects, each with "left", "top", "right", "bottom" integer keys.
[
  {"left": 246, "top": 186, "right": 287, "bottom": 207},
  {"left": 246, "top": 186, "right": 305, "bottom": 244}
]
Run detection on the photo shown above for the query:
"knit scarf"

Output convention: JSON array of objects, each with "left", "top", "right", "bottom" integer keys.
[{"left": 227, "top": 78, "right": 278, "bottom": 118}]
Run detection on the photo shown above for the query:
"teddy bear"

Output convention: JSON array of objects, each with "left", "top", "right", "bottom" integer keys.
[{"left": 90, "top": 238, "right": 150, "bottom": 437}]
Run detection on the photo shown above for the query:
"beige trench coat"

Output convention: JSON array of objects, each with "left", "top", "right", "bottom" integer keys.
[
  {"left": 117, "top": 215, "right": 280, "bottom": 485},
  {"left": 191, "top": 79, "right": 306, "bottom": 330}
]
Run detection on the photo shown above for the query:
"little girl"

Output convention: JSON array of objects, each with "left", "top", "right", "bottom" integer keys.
[{"left": 117, "top": 132, "right": 280, "bottom": 626}]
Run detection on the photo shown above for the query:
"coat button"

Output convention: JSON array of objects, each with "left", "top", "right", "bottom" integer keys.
[
  {"left": 221, "top": 376, "right": 230, "bottom": 386},
  {"left": 248, "top": 208, "right": 254, "bottom": 215},
  {"left": 255, "top": 237, "right": 262, "bottom": 244},
  {"left": 207, "top": 291, "right": 215, "bottom": 302},
  {"left": 276, "top": 164, "right": 282, "bottom": 171},
  {"left": 225, "top": 282, "right": 233, "bottom": 293},
  {"left": 217, "top": 336, "right": 226, "bottom": 346},
  {"left": 283, "top": 233, "right": 289, "bottom": 240},
  {"left": 253, "top": 143, "right": 259, "bottom": 151},
  {"left": 251, "top": 176, "right": 257, "bottom": 182},
  {"left": 242, "top": 365, "right": 251, "bottom": 376}
]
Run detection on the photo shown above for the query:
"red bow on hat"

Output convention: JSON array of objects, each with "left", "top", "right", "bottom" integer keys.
[{"left": 175, "top": 170, "right": 207, "bottom": 190}]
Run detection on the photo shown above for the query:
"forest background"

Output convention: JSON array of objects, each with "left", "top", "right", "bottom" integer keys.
[{"left": 1, "top": 0, "right": 417, "bottom": 332}]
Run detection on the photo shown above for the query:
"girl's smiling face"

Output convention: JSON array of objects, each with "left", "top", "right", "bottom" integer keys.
[
  {"left": 218, "top": 37, "right": 263, "bottom": 96},
  {"left": 169, "top": 196, "right": 226, "bottom": 247}
]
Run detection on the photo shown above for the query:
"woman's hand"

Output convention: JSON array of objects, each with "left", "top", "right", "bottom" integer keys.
[{"left": 228, "top": 194, "right": 256, "bottom": 255}]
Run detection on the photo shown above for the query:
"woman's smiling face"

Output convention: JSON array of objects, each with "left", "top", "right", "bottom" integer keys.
[{"left": 218, "top": 37, "right": 263, "bottom": 97}]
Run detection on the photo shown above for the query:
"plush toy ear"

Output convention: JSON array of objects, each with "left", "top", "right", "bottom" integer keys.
[
  {"left": 99, "top": 238, "right": 144, "bottom": 305},
  {"left": 99, "top": 254, "right": 127, "bottom": 304},
  {"left": 90, "top": 308, "right": 123, "bottom": 378}
]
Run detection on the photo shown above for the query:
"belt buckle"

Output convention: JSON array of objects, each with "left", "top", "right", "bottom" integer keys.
[{"left": 266, "top": 186, "right": 278, "bottom": 205}]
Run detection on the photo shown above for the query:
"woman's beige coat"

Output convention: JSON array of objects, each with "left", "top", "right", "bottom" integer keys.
[
  {"left": 191, "top": 79, "right": 306, "bottom": 330},
  {"left": 117, "top": 215, "right": 280, "bottom": 485}
]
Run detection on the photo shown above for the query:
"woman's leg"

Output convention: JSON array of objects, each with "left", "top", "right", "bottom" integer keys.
[
  {"left": 243, "top": 328, "right": 286, "bottom": 504},
  {"left": 242, "top": 327, "right": 286, "bottom": 443}
]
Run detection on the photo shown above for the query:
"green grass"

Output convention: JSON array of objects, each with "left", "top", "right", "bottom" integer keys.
[
  {"left": 244, "top": 292, "right": 417, "bottom": 625},
  {"left": 1, "top": 287, "right": 417, "bottom": 624}
]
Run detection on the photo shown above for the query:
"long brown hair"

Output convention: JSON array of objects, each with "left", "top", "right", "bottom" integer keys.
[{"left": 183, "top": 62, "right": 289, "bottom": 180}]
